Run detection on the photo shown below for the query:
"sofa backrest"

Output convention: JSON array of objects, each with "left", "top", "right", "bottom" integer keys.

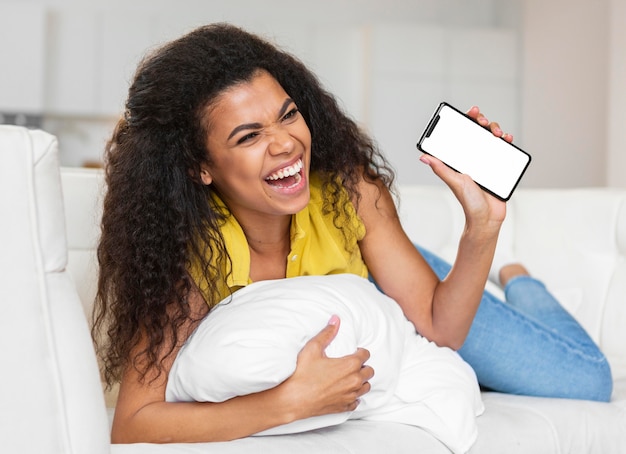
[
  {"left": 0, "top": 126, "right": 109, "bottom": 453},
  {"left": 61, "top": 167, "right": 104, "bottom": 319},
  {"left": 60, "top": 169, "right": 626, "bottom": 386}
]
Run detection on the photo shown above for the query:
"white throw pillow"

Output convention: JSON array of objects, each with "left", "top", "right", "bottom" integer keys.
[{"left": 166, "top": 274, "right": 482, "bottom": 454}]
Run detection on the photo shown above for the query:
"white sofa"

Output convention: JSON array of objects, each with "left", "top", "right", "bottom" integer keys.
[{"left": 2, "top": 125, "right": 625, "bottom": 453}]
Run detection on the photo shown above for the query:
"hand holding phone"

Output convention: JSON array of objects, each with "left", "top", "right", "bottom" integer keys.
[{"left": 416, "top": 102, "right": 531, "bottom": 201}]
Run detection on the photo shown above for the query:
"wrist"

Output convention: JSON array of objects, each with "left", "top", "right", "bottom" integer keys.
[
  {"left": 270, "top": 380, "right": 304, "bottom": 425},
  {"left": 462, "top": 220, "right": 501, "bottom": 245}
]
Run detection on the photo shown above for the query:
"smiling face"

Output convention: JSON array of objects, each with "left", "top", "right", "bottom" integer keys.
[{"left": 200, "top": 70, "right": 312, "bottom": 225}]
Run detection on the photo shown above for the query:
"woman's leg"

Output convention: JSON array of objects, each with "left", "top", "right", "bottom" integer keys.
[{"left": 415, "top": 245, "right": 613, "bottom": 402}]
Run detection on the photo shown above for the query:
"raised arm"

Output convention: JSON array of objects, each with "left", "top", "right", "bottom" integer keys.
[
  {"left": 111, "top": 289, "right": 373, "bottom": 443},
  {"left": 357, "top": 107, "right": 508, "bottom": 349}
]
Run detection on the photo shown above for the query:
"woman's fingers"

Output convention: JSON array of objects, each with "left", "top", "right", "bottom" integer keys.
[
  {"left": 420, "top": 153, "right": 506, "bottom": 227},
  {"left": 466, "top": 105, "right": 513, "bottom": 141},
  {"left": 419, "top": 154, "right": 469, "bottom": 192},
  {"left": 287, "top": 317, "right": 374, "bottom": 417}
]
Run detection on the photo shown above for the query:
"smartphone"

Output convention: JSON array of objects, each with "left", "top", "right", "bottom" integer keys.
[{"left": 416, "top": 102, "right": 531, "bottom": 201}]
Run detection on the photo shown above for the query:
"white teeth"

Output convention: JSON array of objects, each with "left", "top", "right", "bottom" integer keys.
[{"left": 266, "top": 159, "right": 303, "bottom": 181}]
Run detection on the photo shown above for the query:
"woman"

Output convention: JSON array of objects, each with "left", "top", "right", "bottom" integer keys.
[{"left": 93, "top": 23, "right": 612, "bottom": 444}]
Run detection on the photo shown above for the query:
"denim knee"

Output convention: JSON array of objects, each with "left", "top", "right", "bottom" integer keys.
[{"left": 577, "top": 356, "right": 613, "bottom": 402}]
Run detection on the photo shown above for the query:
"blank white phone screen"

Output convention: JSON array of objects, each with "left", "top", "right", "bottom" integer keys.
[{"left": 419, "top": 104, "right": 530, "bottom": 201}]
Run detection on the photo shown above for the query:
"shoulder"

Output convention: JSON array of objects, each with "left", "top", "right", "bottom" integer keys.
[{"left": 354, "top": 176, "right": 399, "bottom": 230}]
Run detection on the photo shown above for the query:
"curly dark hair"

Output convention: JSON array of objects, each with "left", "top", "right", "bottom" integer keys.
[{"left": 93, "top": 22, "right": 395, "bottom": 387}]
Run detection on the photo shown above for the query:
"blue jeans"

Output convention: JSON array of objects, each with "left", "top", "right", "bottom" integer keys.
[{"left": 414, "top": 246, "right": 613, "bottom": 402}]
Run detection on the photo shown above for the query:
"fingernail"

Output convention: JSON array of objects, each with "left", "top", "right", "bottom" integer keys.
[
  {"left": 328, "top": 314, "right": 340, "bottom": 326},
  {"left": 419, "top": 155, "right": 431, "bottom": 165}
]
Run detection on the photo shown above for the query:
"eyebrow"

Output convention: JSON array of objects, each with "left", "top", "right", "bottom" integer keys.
[{"left": 227, "top": 98, "right": 295, "bottom": 141}]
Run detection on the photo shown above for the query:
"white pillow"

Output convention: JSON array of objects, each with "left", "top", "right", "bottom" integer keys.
[{"left": 166, "top": 274, "right": 483, "bottom": 454}]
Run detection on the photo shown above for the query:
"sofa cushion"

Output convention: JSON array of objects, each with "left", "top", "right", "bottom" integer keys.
[{"left": 471, "top": 391, "right": 626, "bottom": 453}]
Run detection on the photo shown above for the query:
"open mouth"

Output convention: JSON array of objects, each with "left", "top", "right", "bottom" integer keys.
[{"left": 265, "top": 159, "right": 303, "bottom": 189}]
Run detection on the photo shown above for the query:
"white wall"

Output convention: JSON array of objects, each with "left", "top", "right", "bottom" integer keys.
[
  {"left": 0, "top": 0, "right": 623, "bottom": 188},
  {"left": 0, "top": 4, "right": 46, "bottom": 112},
  {"left": 520, "top": 0, "right": 610, "bottom": 188},
  {"left": 608, "top": 0, "right": 626, "bottom": 188},
  {"left": 0, "top": 0, "right": 521, "bottom": 173},
  {"left": 365, "top": 25, "right": 520, "bottom": 186}
]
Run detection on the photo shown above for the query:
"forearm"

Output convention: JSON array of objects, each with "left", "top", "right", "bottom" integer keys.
[
  {"left": 112, "top": 312, "right": 372, "bottom": 444},
  {"left": 112, "top": 386, "right": 297, "bottom": 444},
  {"left": 430, "top": 225, "right": 499, "bottom": 349}
]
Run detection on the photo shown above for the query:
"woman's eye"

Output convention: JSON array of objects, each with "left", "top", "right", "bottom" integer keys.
[
  {"left": 282, "top": 108, "right": 299, "bottom": 121},
  {"left": 237, "top": 132, "right": 258, "bottom": 145}
]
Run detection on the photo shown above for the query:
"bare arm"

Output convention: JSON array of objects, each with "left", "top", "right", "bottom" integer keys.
[
  {"left": 111, "top": 290, "right": 373, "bottom": 443},
  {"left": 358, "top": 107, "right": 507, "bottom": 349}
]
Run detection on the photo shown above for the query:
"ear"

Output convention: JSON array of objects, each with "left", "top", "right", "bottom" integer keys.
[{"left": 199, "top": 164, "right": 213, "bottom": 185}]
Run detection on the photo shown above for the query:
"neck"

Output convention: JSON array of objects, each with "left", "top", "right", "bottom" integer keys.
[
  {"left": 240, "top": 214, "right": 293, "bottom": 282},
  {"left": 239, "top": 214, "right": 292, "bottom": 256}
]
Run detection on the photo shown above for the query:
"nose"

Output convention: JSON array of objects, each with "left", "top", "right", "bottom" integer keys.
[{"left": 267, "top": 126, "right": 295, "bottom": 156}]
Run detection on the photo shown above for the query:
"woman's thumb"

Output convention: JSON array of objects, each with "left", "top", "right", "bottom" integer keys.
[{"left": 312, "top": 314, "right": 340, "bottom": 351}]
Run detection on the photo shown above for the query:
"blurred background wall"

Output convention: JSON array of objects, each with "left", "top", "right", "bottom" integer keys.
[{"left": 0, "top": 0, "right": 624, "bottom": 188}]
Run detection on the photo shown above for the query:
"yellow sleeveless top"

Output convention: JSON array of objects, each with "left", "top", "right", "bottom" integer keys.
[{"left": 192, "top": 174, "right": 368, "bottom": 304}]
